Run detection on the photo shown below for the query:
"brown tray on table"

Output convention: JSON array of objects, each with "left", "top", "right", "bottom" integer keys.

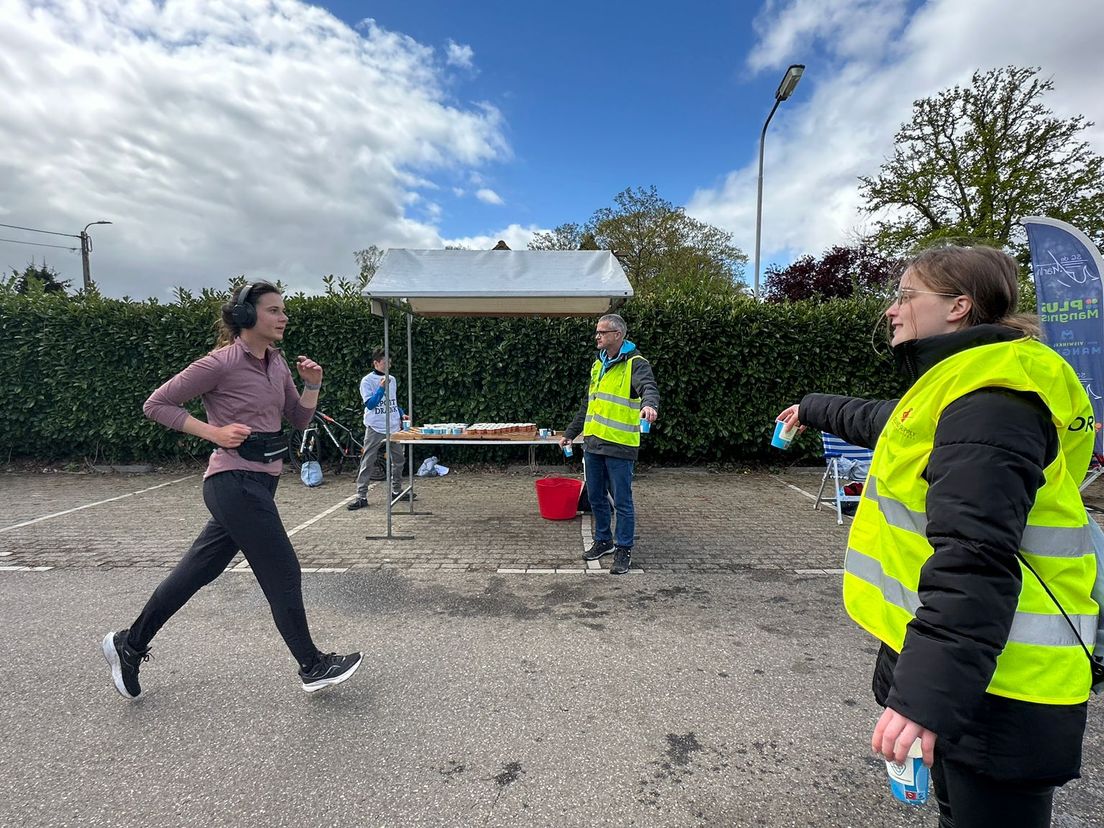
[{"left": 399, "top": 428, "right": 551, "bottom": 441}]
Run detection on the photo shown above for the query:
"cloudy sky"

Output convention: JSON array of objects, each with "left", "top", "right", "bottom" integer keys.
[{"left": 1, "top": 0, "right": 1100, "bottom": 299}]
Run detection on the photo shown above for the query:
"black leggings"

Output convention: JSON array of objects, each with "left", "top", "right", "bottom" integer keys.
[
  {"left": 128, "top": 470, "right": 320, "bottom": 669},
  {"left": 932, "top": 752, "right": 1055, "bottom": 828}
]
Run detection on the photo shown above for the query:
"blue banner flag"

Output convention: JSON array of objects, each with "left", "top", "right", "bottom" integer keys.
[{"left": 1021, "top": 216, "right": 1104, "bottom": 454}]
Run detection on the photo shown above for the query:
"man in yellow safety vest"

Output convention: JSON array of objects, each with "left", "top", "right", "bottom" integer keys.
[{"left": 560, "top": 314, "right": 659, "bottom": 574}]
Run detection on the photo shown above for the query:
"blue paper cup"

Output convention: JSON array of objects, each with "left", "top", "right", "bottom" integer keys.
[
  {"left": 563, "top": 443, "right": 574, "bottom": 457},
  {"left": 886, "top": 742, "right": 930, "bottom": 806},
  {"left": 640, "top": 416, "right": 651, "bottom": 434},
  {"left": 770, "top": 420, "right": 796, "bottom": 449}
]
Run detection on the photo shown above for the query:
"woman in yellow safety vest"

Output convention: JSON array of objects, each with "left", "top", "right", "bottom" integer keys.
[{"left": 778, "top": 245, "right": 1097, "bottom": 828}]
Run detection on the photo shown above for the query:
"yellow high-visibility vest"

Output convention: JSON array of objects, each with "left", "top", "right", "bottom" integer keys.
[
  {"left": 582, "top": 356, "right": 641, "bottom": 447},
  {"left": 846, "top": 338, "right": 1098, "bottom": 704}
]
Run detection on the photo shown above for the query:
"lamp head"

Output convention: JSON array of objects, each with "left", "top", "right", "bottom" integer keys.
[{"left": 775, "top": 64, "right": 805, "bottom": 101}]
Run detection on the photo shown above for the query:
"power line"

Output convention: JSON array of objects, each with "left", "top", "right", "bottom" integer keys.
[
  {"left": 0, "top": 222, "right": 80, "bottom": 239},
  {"left": 0, "top": 236, "right": 80, "bottom": 251}
]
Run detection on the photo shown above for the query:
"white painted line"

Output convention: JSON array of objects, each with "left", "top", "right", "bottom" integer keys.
[
  {"left": 0, "top": 565, "right": 53, "bottom": 572},
  {"left": 778, "top": 480, "right": 817, "bottom": 501},
  {"left": 286, "top": 482, "right": 379, "bottom": 538},
  {"left": 497, "top": 568, "right": 527, "bottom": 574},
  {"left": 526, "top": 568, "right": 557, "bottom": 574},
  {"left": 0, "top": 475, "right": 196, "bottom": 534},
  {"left": 556, "top": 568, "right": 585, "bottom": 574}
]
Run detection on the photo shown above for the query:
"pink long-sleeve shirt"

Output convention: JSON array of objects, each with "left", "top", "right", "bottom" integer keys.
[{"left": 143, "top": 338, "right": 315, "bottom": 479}]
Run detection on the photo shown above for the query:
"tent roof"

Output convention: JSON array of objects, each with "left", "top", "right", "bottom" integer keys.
[{"left": 366, "top": 249, "right": 633, "bottom": 316}]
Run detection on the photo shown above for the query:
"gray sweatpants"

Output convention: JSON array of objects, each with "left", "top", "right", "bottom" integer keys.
[{"left": 354, "top": 426, "right": 405, "bottom": 497}]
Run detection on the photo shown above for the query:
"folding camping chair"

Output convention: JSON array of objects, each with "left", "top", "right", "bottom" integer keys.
[
  {"left": 814, "top": 433, "right": 874, "bottom": 525},
  {"left": 1081, "top": 452, "right": 1104, "bottom": 493}
]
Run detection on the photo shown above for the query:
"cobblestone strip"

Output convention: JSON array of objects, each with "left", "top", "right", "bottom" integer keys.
[
  {"left": 0, "top": 475, "right": 196, "bottom": 555},
  {"left": 775, "top": 477, "right": 818, "bottom": 501},
  {"left": 231, "top": 483, "right": 379, "bottom": 573}
]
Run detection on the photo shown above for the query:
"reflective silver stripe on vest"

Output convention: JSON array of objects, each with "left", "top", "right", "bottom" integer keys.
[
  {"left": 846, "top": 547, "right": 921, "bottom": 614},
  {"left": 584, "top": 413, "right": 639, "bottom": 433},
  {"left": 864, "top": 477, "right": 1093, "bottom": 559},
  {"left": 589, "top": 391, "right": 641, "bottom": 409},
  {"left": 845, "top": 547, "right": 1095, "bottom": 648}
]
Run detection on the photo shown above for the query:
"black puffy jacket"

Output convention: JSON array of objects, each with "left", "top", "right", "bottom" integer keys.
[{"left": 800, "top": 324, "right": 1088, "bottom": 784}]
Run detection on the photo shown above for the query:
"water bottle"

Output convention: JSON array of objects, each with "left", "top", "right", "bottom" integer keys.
[{"left": 563, "top": 442, "right": 574, "bottom": 457}]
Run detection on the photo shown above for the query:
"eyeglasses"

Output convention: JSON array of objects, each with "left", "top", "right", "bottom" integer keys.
[
  {"left": 594, "top": 329, "right": 621, "bottom": 337},
  {"left": 894, "top": 286, "right": 961, "bottom": 305}
]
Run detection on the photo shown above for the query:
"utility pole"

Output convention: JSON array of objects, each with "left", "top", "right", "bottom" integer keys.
[{"left": 80, "top": 221, "right": 112, "bottom": 290}]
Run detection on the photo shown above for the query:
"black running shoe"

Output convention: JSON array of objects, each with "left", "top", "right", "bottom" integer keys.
[
  {"left": 583, "top": 539, "right": 615, "bottom": 561},
  {"left": 102, "top": 629, "right": 151, "bottom": 700},
  {"left": 610, "top": 547, "right": 632, "bottom": 575},
  {"left": 299, "top": 652, "right": 363, "bottom": 693},
  {"left": 347, "top": 498, "right": 368, "bottom": 511},
  {"left": 391, "top": 489, "right": 417, "bottom": 502}
]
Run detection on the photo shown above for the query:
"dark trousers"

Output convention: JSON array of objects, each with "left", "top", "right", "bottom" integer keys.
[
  {"left": 128, "top": 470, "right": 320, "bottom": 670},
  {"left": 583, "top": 451, "right": 635, "bottom": 548},
  {"left": 932, "top": 752, "right": 1055, "bottom": 828}
]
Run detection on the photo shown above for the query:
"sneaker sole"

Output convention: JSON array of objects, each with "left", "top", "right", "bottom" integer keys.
[
  {"left": 101, "top": 632, "right": 140, "bottom": 700},
  {"left": 301, "top": 654, "right": 363, "bottom": 693},
  {"left": 583, "top": 547, "right": 615, "bottom": 561}
]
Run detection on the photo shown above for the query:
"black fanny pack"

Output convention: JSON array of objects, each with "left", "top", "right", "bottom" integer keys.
[{"left": 236, "top": 431, "right": 289, "bottom": 463}]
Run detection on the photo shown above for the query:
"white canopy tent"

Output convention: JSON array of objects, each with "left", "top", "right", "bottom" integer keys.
[
  {"left": 366, "top": 248, "right": 633, "bottom": 316},
  {"left": 364, "top": 248, "right": 633, "bottom": 540}
]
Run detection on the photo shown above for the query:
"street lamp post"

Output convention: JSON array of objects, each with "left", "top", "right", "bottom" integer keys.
[
  {"left": 753, "top": 64, "right": 804, "bottom": 300},
  {"left": 80, "top": 220, "right": 112, "bottom": 291}
]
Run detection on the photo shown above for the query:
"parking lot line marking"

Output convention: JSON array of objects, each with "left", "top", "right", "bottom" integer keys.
[
  {"left": 0, "top": 475, "right": 196, "bottom": 535},
  {"left": 286, "top": 483, "right": 379, "bottom": 538},
  {"left": 777, "top": 479, "right": 817, "bottom": 501}
]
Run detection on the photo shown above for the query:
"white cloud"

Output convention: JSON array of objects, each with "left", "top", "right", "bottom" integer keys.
[
  {"left": 475, "top": 188, "right": 504, "bottom": 205},
  {"left": 747, "top": 0, "right": 909, "bottom": 72},
  {"left": 690, "top": 0, "right": 1104, "bottom": 276},
  {"left": 442, "top": 223, "right": 547, "bottom": 251},
  {"left": 445, "top": 39, "right": 474, "bottom": 69},
  {"left": 0, "top": 0, "right": 508, "bottom": 298}
]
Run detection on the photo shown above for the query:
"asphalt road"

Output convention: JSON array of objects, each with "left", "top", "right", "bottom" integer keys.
[{"left": 2, "top": 569, "right": 1101, "bottom": 827}]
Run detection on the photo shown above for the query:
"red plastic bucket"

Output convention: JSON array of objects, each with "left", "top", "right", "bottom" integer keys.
[{"left": 535, "top": 477, "right": 584, "bottom": 520}]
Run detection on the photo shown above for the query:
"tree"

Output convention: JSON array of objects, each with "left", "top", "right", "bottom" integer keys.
[
  {"left": 762, "top": 245, "right": 902, "bottom": 302},
  {"left": 858, "top": 66, "right": 1104, "bottom": 257},
  {"left": 531, "top": 187, "right": 747, "bottom": 297},
  {"left": 353, "top": 245, "right": 384, "bottom": 288},
  {"left": 529, "top": 223, "right": 586, "bottom": 251},
  {"left": 13, "top": 260, "right": 70, "bottom": 295},
  {"left": 590, "top": 187, "right": 746, "bottom": 296}
]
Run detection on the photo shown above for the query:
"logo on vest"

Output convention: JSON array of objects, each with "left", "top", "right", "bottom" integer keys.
[{"left": 892, "top": 408, "right": 918, "bottom": 440}]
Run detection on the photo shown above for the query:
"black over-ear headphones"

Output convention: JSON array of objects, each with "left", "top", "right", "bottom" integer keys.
[{"left": 231, "top": 282, "right": 260, "bottom": 329}]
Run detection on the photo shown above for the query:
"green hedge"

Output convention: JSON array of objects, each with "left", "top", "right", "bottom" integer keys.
[{"left": 0, "top": 287, "right": 907, "bottom": 465}]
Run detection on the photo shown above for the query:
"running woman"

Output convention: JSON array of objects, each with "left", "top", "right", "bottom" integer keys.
[{"left": 103, "top": 280, "right": 361, "bottom": 698}]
